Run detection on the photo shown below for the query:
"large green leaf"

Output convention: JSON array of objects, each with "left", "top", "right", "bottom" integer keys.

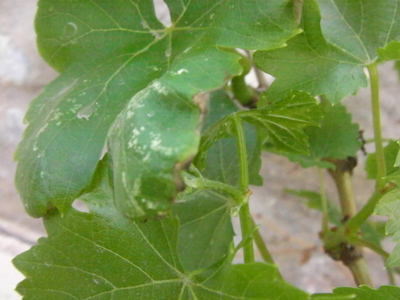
[
  {"left": 278, "top": 102, "right": 361, "bottom": 168},
  {"left": 16, "top": 0, "right": 301, "bottom": 218},
  {"left": 311, "top": 285, "right": 400, "bottom": 300},
  {"left": 36, "top": 0, "right": 301, "bottom": 72},
  {"left": 13, "top": 201, "right": 308, "bottom": 300},
  {"left": 254, "top": 0, "right": 400, "bottom": 103}
]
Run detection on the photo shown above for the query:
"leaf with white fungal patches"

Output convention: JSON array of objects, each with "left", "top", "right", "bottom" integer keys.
[{"left": 15, "top": 0, "right": 300, "bottom": 217}]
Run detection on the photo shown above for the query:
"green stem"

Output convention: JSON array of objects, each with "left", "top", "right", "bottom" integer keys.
[
  {"left": 201, "top": 179, "right": 243, "bottom": 203},
  {"left": 251, "top": 218, "right": 283, "bottom": 279},
  {"left": 368, "top": 63, "right": 386, "bottom": 190},
  {"left": 351, "top": 237, "right": 389, "bottom": 259},
  {"left": 233, "top": 114, "right": 254, "bottom": 263},
  {"left": 239, "top": 202, "right": 255, "bottom": 263},
  {"left": 318, "top": 168, "right": 329, "bottom": 233},
  {"left": 233, "top": 115, "right": 249, "bottom": 194},
  {"left": 346, "top": 191, "right": 382, "bottom": 235}
]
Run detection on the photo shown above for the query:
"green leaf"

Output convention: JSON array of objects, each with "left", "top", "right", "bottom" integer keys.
[
  {"left": 172, "top": 190, "right": 234, "bottom": 273},
  {"left": 16, "top": 0, "right": 300, "bottom": 218},
  {"left": 279, "top": 103, "right": 361, "bottom": 168},
  {"left": 192, "top": 260, "right": 309, "bottom": 300},
  {"left": 365, "top": 140, "right": 400, "bottom": 180},
  {"left": 242, "top": 90, "right": 322, "bottom": 155},
  {"left": 311, "top": 285, "right": 400, "bottom": 300},
  {"left": 81, "top": 155, "right": 235, "bottom": 273},
  {"left": 254, "top": 0, "right": 400, "bottom": 103},
  {"left": 200, "top": 90, "right": 263, "bottom": 187},
  {"left": 36, "top": 0, "right": 301, "bottom": 72},
  {"left": 196, "top": 90, "right": 321, "bottom": 174},
  {"left": 13, "top": 204, "right": 308, "bottom": 299}
]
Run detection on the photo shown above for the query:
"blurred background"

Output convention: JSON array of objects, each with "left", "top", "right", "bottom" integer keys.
[{"left": 1, "top": 1, "right": 400, "bottom": 299}]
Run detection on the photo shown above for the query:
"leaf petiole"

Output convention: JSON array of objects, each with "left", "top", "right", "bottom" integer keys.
[
  {"left": 233, "top": 114, "right": 254, "bottom": 263},
  {"left": 368, "top": 63, "right": 387, "bottom": 190}
]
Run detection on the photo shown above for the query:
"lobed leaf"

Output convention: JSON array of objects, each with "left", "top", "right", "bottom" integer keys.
[
  {"left": 278, "top": 102, "right": 361, "bottom": 168},
  {"left": 243, "top": 90, "right": 322, "bottom": 155},
  {"left": 196, "top": 90, "right": 321, "bottom": 174},
  {"left": 16, "top": 0, "right": 301, "bottom": 218},
  {"left": 254, "top": 0, "right": 400, "bottom": 103},
  {"left": 13, "top": 194, "right": 308, "bottom": 300}
]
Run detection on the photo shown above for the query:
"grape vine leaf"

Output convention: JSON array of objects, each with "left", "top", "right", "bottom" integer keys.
[
  {"left": 15, "top": 0, "right": 301, "bottom": 218},
  {"left": 172, "top": 190, "right": 234, "bottom": 273},
  {"left": 254, "top": 0, "right": 400, "bottom": 103},
  {"left": 365, "top": 140, "right": 400, "bottom": 180},
  {"left": 79, "top": 155, "right": 235, "bottom": 274},
  {"left": 195, "top": 90, "right": 322, "bottom": 171},
  {"left": 275, "top": 102, "right": 361, "bottom": 168},
  {"left": 311, "top": 285, "right": 400, "bottom": 300},
  {"left": 35, "top": 0, "right": 302, "bottom": 72},
  {"left": 200, "top": 89, "right": 263, "bottom": 187},
  {"left": 13, "top": 199, "right": 308, "bottom": 299}
]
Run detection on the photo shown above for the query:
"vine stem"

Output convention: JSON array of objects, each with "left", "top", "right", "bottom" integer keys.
[
  {"left": 327, "top": 159, "right": 373, "bottom": 287},
  {"left": 233, "top": 115, "right": 249, "bottom": 193},
  {"left": 367, "top": 63, "right": 386, "bottom": 190},
  {"left": 346, "top": 64, "right": 386, "bottom": 234},
  {"left": 233, "top": 114, "right": 254, "bottom": 263}
]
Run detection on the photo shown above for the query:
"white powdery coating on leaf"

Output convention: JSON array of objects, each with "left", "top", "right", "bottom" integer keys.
[
  {"left": 77, "top": 102, "right": 97, "bottom": 120},
  {"left": 170, "top": 68, "right": 189, "bottom": 76},
  {"left": 149, "top": 132, "right": 174, "bottom": 156},
  {"left": 128, "top": 128, "right": 141, "bottom": 149},
  {"left": 36, "top": 123, "right": 49, "bottom": 137},
  {"left": 152, "top": 80, "right": 169, "bottom": 95}
]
